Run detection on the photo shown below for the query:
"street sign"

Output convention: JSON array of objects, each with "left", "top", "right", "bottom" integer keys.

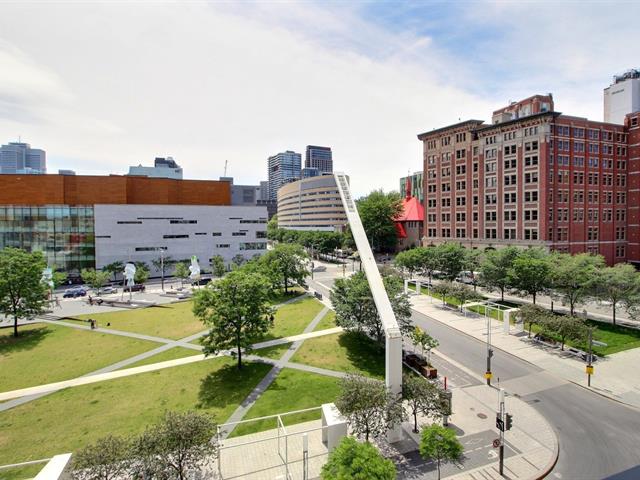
[
  {"left": 586, "top": 365, "right": 594, "bottom": 375},
  {"left": 493, "top": 438, "right": 501, "bottom": 448},
  {"left": 484, "top": 372, "right": 493, "bottom": 380},
  {"left": 496, "top": 417, "right": 504, "bottom": 431}
]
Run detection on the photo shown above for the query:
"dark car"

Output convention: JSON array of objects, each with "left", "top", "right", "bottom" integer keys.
[
  {"left": 195, "top": 277, "right": 212, "bottom": 286},
  {"left": 63, "top": 287, "right": 87, "bottom": 298},
  {"left": 123, "top": 284, "right": 146, "bottom": 293}
]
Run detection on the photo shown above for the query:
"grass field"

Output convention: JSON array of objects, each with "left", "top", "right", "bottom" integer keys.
[
  {"left": 0, "top": 463, "right": 45, "bottom": 480},
  {"left": 254, "top": 342, "right": 293, "bottom": 360},
  {"left": 313, "top": 310, "right": 336, "bottom": 331},
  {"left": 120, "top": 346, "right": 200, "bottom": 369},
  {"left": 264, "top": 297, "right": 325, "bottom": 341},
  {"left": 230, "top": 368, "right": 341, "bottom": 437},
  {"left": 0, "top": 357, "right": 271, "bottom": 466},
  {"left": 0, "top": 324, "right": 158, "bottom": 392},
  {"left": 291, "top": 331, "right": 385, "bottom": 379},
  {"left": 75, "top": 301, "right": 204, "bottom": 340},
  {"left": 268, "top": 288, "right": 304, "bottom": 305}
]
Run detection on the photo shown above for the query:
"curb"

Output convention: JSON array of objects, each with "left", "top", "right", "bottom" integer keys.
[{"left": 531, "top": 431, "right": 559, "bottom": 480}]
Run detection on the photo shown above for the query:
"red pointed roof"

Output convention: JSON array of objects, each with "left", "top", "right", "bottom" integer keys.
[
  {"left": 396, "top": 196, "right": 424, "bottom": 222},
  {"left": 395, "top": 221, "right": 407, "bottom": 238}
]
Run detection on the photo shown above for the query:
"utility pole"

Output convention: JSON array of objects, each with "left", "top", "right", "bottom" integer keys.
[
  {"left": 160, "top": 248, "right": 165, "bottom": 292},
  {"left": 486, "top": 311, "right": 493, "bottom": 385},
  {"left": 498, "top": 388, "right": 505, "bottom": 475}
]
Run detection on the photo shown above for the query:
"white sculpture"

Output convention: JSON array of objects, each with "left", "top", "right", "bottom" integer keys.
[
  {"left": 124, "top": 263, "right": 136, "bottom": 286},
  {"left": 189, "top": 255, "right": 201, "bottom": 282},
  {"left": 41, "top": 267, "right": 54, "bottom": 289}
]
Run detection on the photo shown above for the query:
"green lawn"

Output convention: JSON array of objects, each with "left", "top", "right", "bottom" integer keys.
[
  {"left": 231, "top": 368, "right": 341, "bottom": 437},
  {"left": 269, "top": 288, "right": 305, "bottom": 305},
  {"left": 0, "top": 357, "right": 271, "bottom": 465},
  {"left": 0, "top": 463, "right": 45, "bottom": 480},
  {"left": 264, "top": 297, "right": 325, "bottom": 341},
  {"left": 75, "top": 301, "right": 204, "bottom": 340},
  {"left": 313, "top": 310, "right": 336, "bottom": 331},
  {"left": 254, "top": 342, "right": 293, "bottom": 360},
  {"left": 120, "top": 346, "right": 200, "bottom": 369},
  {"left": 291, "top": 331, "right": 385, "bottom": 379},
  {"left": 0, "top": 324, "right": 158, "bottom": 392}
]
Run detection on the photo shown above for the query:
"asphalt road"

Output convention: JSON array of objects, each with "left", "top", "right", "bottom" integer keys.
[
  {"left": 309, "top": 270, "right": 640, "bottom": 479},
  {"left": 411, "top": 309, "right": 640, "bottom": 480}
]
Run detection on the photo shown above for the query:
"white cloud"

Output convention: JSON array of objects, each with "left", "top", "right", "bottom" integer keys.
[{"left": 0, "top": 2, "right": 494, "bottom": 194}]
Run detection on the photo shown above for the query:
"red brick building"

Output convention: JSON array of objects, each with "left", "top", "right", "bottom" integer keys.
[{"left": 418, "top": 94, "right": 640, "bottom": 265}]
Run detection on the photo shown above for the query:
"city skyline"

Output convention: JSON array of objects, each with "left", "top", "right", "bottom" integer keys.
[{"left": 1, "top": 2, "right": 638, "bottom": 196}]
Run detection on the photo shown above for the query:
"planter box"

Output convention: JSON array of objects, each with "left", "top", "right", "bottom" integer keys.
[{"left": 425, "top": 366, "right": 438, "bottom": 379}]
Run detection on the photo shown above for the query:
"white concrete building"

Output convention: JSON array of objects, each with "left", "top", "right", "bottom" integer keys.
[
  {"left": 94, "top": 204, "right": 268, "bottom": 274},
  {"left": 604, "top": 69, "right": 640, "bottom": 124}
]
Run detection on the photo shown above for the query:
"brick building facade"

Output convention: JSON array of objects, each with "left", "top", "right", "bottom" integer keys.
[{"left": 418, "top": 95, "right": 640, "bottom": 265}]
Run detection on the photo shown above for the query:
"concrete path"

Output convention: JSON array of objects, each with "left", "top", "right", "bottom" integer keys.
[{"left": 410, "top": 292, "right": 640, "bottom": 409}]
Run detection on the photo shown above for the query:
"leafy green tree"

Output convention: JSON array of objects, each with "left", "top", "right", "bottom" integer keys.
[
  {"left": 0, "top": 248, "right": 48, "bottom": 337},
  {"left": 518, "top": 304, "right": 548, "bottom": 338},
  {"left": 131, "top": 411, "right": 218, "bottom": 480},
  {"left": 434, "top": 243, "right": 468, "bottom": 281},
  {"left": 479, "top": 246, "right": 519, "bottom": 301},
  {"left": 210, "top": 255, "right": 226, "bottom": 278},
  {"left": 174, "top": 261, "right": 190, "bottom": 287},
  {"left": 260, "top": 243, "right": 309, "bottom": 293},
  {"left": 134, "top": 264, "right": 150, "bottom": 285},
  {"left": 508, "top": 247, "right": 551, "bottom": 304},
  {"left": 591, "top": 263, "right": 639, "bottom": 325},
  {"left": 266, "top": 214, "right": 279, "bottom": 240},
  {"left": 394, "top": 249, "right": 423, "bottom": 277},
  {"left": 81, "top": 268, "right": 111, "bottom": 294},
  {"left": 550, "top": 253, "right": 604, "bottom": 316},
  {"left": 231, "top": 254, "right": 247, "bottom": 269},
  {"left": 102, "top": 261, "right": 124, "bottom": 282},
  {"left": 72, "top": 434, "right": 131, "bottom": 480},
  {"left": 431, "top": 281, "right": 454, "bottom": 306},
  {"left": 463, "top": 248, "right": 482, "bottom": 291},
  {"left": 151, "top": 254, "right": 174, "bottom": 291},
  {"left": 540, "top": 314, "right": 588, "bottom": 351},
  {"left": 450, "top": 283, "right": 482, "bottom": 312},
  {"left": 410, "top": 326, "right": 439, "bottom": 365},
  {"left": 321, "top": 436, "right": 396, "bottom": 480},
  {"left": 193, "top": 270, "right": 273, "bottom": 369},
  {"left": 418, "top": 247, "right": 440, "bottom": 284},
  {"left": 335, "top": 374, "right": 405, "bottom": 442},
  {"left": 402, "top": 374, "right": 447, "bottom": 433},
  {"left": 356, "top": 190, "right": 403, "bottom": 253},
  {"left": 419, "top": 424, "right": 464, "bottom": 480},
  {"left": 50, "top": 265, "right": 68, "bottom": 288},
  {"left": 331, "top": 271, "right": 412, "bottom": 342}
]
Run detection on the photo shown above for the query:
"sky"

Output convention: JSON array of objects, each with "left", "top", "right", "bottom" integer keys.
[{"left": 0, "top": 0, "right": 638, "bottom": 196}]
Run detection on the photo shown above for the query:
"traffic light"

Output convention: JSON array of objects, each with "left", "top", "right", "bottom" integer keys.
[
  {"left": 489, "top": 348, "right": 494, "bottom": 358},
  {"left": 505, "top": 413, "right": 513, "bottom": 431}
]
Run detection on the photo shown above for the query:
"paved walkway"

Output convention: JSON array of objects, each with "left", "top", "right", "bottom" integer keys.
[{"left": 410, "top": 292, "right": 640, "bottom": 410}]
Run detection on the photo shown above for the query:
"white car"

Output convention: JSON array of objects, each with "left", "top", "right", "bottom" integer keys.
[{"left": 98, "top": 286, "right": 118, "bottom": 294}]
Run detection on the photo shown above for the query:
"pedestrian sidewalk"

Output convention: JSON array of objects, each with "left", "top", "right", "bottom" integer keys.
[{"left": 410, "top": 294, "right": 640, "bottom": 410}]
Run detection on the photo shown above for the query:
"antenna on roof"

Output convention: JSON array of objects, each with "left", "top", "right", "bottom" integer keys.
[{"left": 224, "top": 160, "right": 228, "bottom": 177}]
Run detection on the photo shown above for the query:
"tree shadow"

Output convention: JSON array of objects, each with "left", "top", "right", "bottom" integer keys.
[
  {"left": 197, "top": 362, "right": 271, "bottom": 410},
  {"left": 0, "top": 325, "right": 51, "bottom": 356},
  {"left": 338, "top": 331, "right": 386, "bottom": 379}
]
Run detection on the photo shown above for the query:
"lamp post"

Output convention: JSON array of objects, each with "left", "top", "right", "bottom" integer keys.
[
  {"left": 485, "top": 306, "right": 493, "bottom": 386},
  {"left": 587, "top": 329, "right": 607, "bottom": 387}
]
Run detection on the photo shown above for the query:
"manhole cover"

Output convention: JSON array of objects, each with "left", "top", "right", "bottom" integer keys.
[{"left": 477, "top": 413, "right": 487, "bottom": 419}]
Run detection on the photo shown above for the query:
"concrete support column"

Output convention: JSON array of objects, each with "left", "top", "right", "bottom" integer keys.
[
  {"left": 404, "top": 279, "right": 409, "bottom": 294},
  {"left": 386, "top": 327, "right": 403, "bottom": 443},
  {"left": 503, "top": 310, "right": 510, "bottom": 334},
  {"left": 416, "top": 280, "right": 421, "bottom": 295}
]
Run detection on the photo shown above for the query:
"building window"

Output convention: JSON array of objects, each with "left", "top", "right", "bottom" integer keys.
[
  {"left": 504, "top": 210, "right": 516, "bottom": 221},
  {"left": 616, "top": 245, "right": 626, "bottom": 258},
  {"left": 525, "top": 172, "right": 538, "bottom": 184},
  {"left": 524, "top": 191, "right": 538, "bottom": 202},
  {"left": 240, "top": 242, "right": 267, "bottom": 250},
  {"left": 504, "top": 228, "right": 516, "bottom": 239},
  {"left": 524, "top": 229, "right": 538, "bottom": 240},
  {"left": 163, "top": 234, "right": 189, "bottom": 239},
  {"left": 216, "top": 244, "right": 230, "bottom": 248}
]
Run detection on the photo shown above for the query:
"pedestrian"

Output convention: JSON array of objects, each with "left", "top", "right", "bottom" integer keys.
[{"left": 88, "top": 295, "right": 93, "bottom": 306}]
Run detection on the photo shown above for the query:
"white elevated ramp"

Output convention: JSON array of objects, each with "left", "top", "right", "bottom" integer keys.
[{"left": 333, "top": 172, "right": 403, "bottom": 442}]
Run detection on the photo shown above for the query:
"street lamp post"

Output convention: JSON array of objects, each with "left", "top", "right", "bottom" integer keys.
[
  {"left": 587, "top": 329, "right": 607, "bottom": 387},
  {"left": 486, "top": 307, "right": 493, "bottom": 386}
]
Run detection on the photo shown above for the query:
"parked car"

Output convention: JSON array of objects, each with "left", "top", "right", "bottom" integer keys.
[
  {"left": 63, "top": 287, "right": 87, "bottom": 298},
  {"left": 98, "top": 286, "right": 118, "bottom": 294},
  {"left": 312, "top": 265, "right": 327, "bottom": 272},
  {"left": 123, "top": 284, "right": 146, "bottom": 293},
  {"left": 194, "top": 277, "right": 212, "bottom": 286}
]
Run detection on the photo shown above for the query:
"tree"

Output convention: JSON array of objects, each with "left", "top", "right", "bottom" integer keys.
[
  {"left": 463, "top": 249, "right": 482, "bottom": 291},
  {"left": 193, "top": 270, "right": 273, "bottom": 369},
  {"left": 210, "top": 255, "right": 226, "bottom": 278},
  {"left": 434, "top": 242, "right": 468, "bottom": 281},
  {"left": 331, "top": 271, "right": 412, "bottom": 343},
  {"left": 479, "top": 246, "right": 520, "bottom": 301},
  {"left": 518, "top": 304, "right": 548, "bottom": 338},
  {"left": 102, "top": 261, "right": 124, "bottom": 282},
  {"left": 419, "top": 424, "right": 463, "bottom": 480},
  {"left": 267, "top": 214, "right": 279, "bottom": 240},
  {"left": 418, "top": 247, "right": 440, "bottom": 285},
  {"left": 508, "top": 247, "right": 551, "bottom": 304},
  {"left": 431, "top": 281, "right": 454, "bottom": 306},
  {"left": 450, "top": 283, "right": 481, "bottom": 312},
  {"left": 131, "top": 411, "right": 218, "bottom": 480},
  {"left": 260, "top": 243, "right": 309, "bottom": 293},
  {"left": 321, "top": 436, "right": 396, "bottom": 480},
  {"left": 402, "top": 374, "right": 447, "bottom": 433},
  {"left": 0, "top": 248, "right": 48, "bottom": 337},
  {"left": 151, "top": 254, "right": 174, "bottom": 291},
  {"left": 231, "top": 254, "right": 247, "bottom": 269},
  {"left": 356, "top": 190, "right": 403, "bottom": 253},
  {"left": 335, "top": 374, "right": 405, "bottom": 442},
  {"left": 72, "top": 434, "right": 131, "bottom": 480},
  {"left": 541, "top": 314, "right": 588, "bottom": 351},
  {"left": 81, "top": 268, "right": 111, "bottom": 294},
  {"left": 394, "top": 248, "right": 423, "bottom": 277},
  {"left": 410, "top": 326, "right": 438, "bottom": 365},
  {"left": 174, "top": 261, "right": 190, "bottom": 287},
  {"left": 591, "top": 263, "right": 639, "bottom": 325},
  {"left": 134, "top": 264, "right": 150, "bottom": 285},
  {"left": 551, "top": 253, "right": 604, "bottom": 316}
]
